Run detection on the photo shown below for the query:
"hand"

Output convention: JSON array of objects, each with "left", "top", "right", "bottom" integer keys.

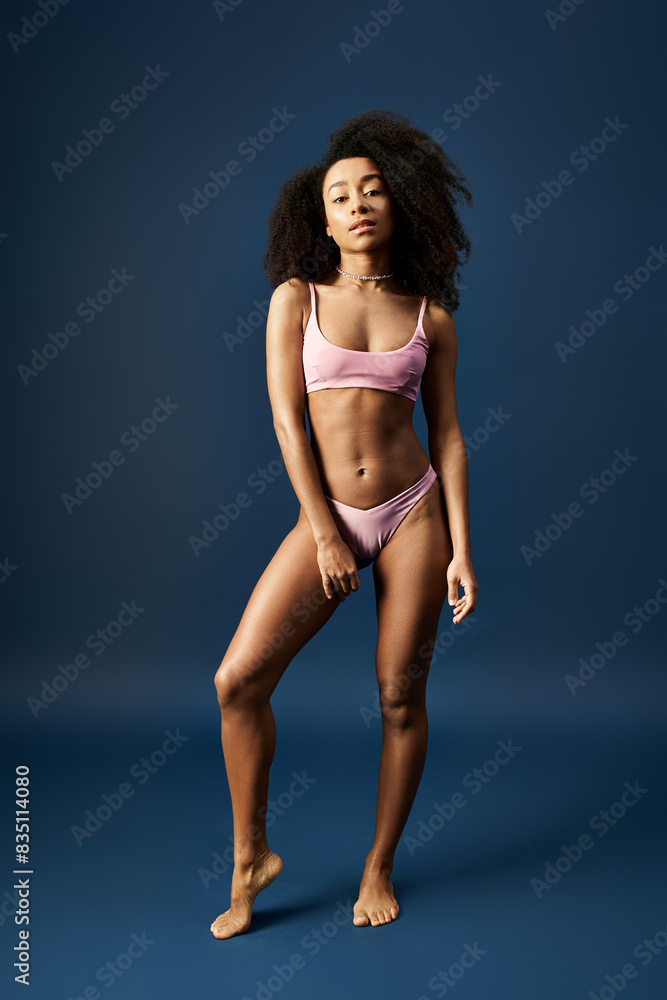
[
  {"left": 317, "top": 537, "right": 360, "bottom": 601},
  {"left": 447, "top": 555, "right": 478, "bottom": 623}
]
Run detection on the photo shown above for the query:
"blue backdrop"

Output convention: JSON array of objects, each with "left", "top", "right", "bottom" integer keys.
[{"left": 2, "top": 1, "right": 666, "bottom": 998}]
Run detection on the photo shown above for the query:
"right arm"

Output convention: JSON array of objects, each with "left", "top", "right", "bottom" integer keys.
[{"left": 266, "top": 279, "right": 359, "bottom": 600}]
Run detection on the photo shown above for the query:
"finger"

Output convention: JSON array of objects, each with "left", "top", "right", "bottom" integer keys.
[
  {"left": 448, "top": 579, "right": 460, "bottom": 607},
  {"left": 453, "top": 598, "right": 472, "bottom": 621},
  {"left": 350, "top": 570, "right": 360, "bottom": 592},
  {"left": 454, "top": 592, "right": 476, "bottom": 619},
  {"left": 323, "top": 573, "right": 335, "bottom": 600},
  {"left": 457, "top": 582, "right": 476, "bottom": 604}
]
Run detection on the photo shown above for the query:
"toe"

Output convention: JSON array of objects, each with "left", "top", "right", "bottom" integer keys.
[{"left": 353, "top": 913, "right": 369, "bottom": 926}]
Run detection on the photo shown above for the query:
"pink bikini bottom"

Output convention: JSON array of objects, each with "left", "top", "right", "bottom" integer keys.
[{"left": 324, "top": 464, "right": 438, "bottom": 566}]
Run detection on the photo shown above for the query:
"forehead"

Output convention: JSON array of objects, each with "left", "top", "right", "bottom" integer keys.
[{"left": 323, "top": 157, "right": 384, "bottom": 193}]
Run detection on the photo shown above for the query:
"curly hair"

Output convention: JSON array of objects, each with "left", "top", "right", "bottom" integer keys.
[{"left": 261, "top": 108, "right": 473, "bottom": 310}]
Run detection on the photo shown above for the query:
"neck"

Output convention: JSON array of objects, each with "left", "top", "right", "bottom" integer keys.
[{"left": 337, "top": 250, "right": 392, "bottom": 280}]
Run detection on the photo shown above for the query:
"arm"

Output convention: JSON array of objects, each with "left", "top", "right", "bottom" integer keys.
[
  {"left": 265, "top": 279, "right": 359, "bottom": 600},
  {"left": 420, "top": 302, "right": 478, "bottom": 622}
]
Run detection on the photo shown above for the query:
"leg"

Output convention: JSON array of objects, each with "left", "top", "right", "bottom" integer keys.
[
  {"left": 211, "top": 510, "right": 341, "bottom": 939},
  {"left": 353, "top": 480, "right": 452, "bottom": 927}
]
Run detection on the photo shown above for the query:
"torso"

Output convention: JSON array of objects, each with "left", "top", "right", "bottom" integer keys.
[{"left": 302, "top": 278, "right": 432, "bottom": 509}]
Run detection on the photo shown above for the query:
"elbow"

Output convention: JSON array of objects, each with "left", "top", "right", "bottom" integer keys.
[
  {"left": 273, "top": 416, "right": 305, "bottom": 449},
  {"left": 429, "top": 429, "right": 467, "bottom": 462}
]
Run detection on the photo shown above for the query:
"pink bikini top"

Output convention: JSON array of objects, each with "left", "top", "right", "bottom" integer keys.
[{"left": 303, "top": 280, "right": 429, "bottom": 403}]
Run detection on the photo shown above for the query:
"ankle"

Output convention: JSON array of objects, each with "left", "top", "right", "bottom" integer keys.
[
  {"left": 363, "top": 855, "right": 394, "bottom": 877},
  {"left": 233, "top": 845, "right": 272, "bottom": 871}
]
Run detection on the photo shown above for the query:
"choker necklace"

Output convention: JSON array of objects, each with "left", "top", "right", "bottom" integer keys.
[{"left": 335, "top": 266, "right": 393, "bottom": 280}]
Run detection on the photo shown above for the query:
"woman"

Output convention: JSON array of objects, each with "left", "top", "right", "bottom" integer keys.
[{"left": 211, "top": 109, "right": 478, "bottom": 938}]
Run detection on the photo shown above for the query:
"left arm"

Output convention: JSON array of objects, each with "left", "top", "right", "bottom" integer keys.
[{"left": 420, "top": 301, "right": 478, "bottom": 622}]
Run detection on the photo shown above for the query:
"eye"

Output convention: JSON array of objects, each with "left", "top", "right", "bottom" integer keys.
[{"left": 333, "top": 189, "right": 383, "bottom": 203}]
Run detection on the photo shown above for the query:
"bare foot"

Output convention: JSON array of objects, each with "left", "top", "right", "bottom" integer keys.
[
  {"left": 353, "top": 869, "right": 399, "bottom": 927},
  {"left": 210, "top": 850, "right": 283, "bottom": 939}
]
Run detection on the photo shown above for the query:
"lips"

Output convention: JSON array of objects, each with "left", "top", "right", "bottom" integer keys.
[{"left": 350, "top": 220, "right": 375, "bottom": 231}]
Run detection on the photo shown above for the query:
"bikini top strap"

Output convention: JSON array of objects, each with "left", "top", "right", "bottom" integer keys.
[
  {"left": 418, "top": 294, "right": 428, "bottom": 329},
  {"left": 304, "top": 280, "right": 316, "bottom": 341}
]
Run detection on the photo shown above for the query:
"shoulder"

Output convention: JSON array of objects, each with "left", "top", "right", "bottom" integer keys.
[
  {"left": 267, "top": 278, "right": 312, "bottom": 343},
  {"left": 269, "top": 277, "right": 311, "bottom": 311},
  {"left": 423, "top": 298, "right": 457, "bottom": 351}
]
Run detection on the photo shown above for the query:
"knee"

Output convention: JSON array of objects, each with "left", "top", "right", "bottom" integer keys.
[
  {"left": 213, "top": 661, "right": 238, "bottom": 709},
  {"left": 378, "top": 679, "right": 425, "bottom": 728},
  {"left": 214, "top": 657, "right": 262, "bottom": 711}
]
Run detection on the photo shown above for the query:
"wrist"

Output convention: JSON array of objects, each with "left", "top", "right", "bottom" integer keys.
[{"left": 315, "top": 529, "right": 340, "bottom": 547}]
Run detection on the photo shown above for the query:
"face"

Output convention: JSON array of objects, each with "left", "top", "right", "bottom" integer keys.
[{"left": 321, "top": 156, "right": 394, "bottom": 249}]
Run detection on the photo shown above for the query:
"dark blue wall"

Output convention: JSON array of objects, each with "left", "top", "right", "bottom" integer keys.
[{"left": 2, "top": 1, "right": 666, "bottom": 998}]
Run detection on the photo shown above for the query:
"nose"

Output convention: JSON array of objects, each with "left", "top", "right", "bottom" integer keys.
[{"left": 350, "top": 191, "right": 369, "bottom": 215}]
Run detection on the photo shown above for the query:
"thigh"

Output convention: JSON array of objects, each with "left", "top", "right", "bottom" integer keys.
[
  {"left": 217, "top": 511, "right": 341, "bottom": 696},
  {"left": 372, "top": 480, "right": 453, "bottom": 697}
]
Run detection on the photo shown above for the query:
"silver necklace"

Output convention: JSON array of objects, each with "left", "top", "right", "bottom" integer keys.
[{"left": 335, "top": 266, "right": 393, "bottom": 280}]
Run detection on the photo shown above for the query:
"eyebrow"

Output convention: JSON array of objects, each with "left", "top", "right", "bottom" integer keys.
[{"left": 327, "top": 173, "right": 384, "bottom": 194}]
